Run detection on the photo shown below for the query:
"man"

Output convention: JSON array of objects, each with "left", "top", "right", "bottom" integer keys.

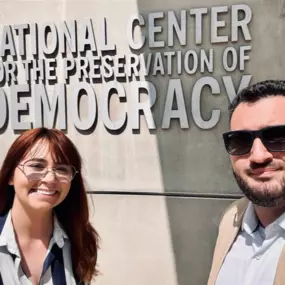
[{"left": 207, "top": 80, "right": 285, "bottom": 285}]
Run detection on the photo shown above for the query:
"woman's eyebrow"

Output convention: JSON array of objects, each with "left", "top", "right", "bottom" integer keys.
[{"left": 27, "top": 158, "right": 47, "bottom": 163}]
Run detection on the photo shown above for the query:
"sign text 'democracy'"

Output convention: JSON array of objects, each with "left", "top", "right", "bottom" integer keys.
[{"left": 0, "top": 4, "right": 252, "bottom": 132}]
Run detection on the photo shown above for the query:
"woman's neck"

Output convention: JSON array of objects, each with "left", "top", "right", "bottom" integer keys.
[{"left": 11, "top": 200, "right": 53, "bottom": 242}]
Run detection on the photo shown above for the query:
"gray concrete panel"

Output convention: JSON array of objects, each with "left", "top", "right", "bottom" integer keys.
[
  {"left": 165, "top": 196, "right": 235, "bottom": 285},
  {"left": 0, "top": 0, "right": 284, "bottom": 194},
  {"left": 134, "top": 0, "right": 285, "bottom": 194},
  {"left": 89, "top": 194, "right": 236, "bottom": 285}
]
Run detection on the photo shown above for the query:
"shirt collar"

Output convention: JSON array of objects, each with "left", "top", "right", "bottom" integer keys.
[
  {"left": 53, "top": 214, "right": 68, "bottom": 248},
  {"left": 242, "top": 201, "right": 285, "bottom": 233},
  {"left": 241, "top": 202, "right": 259, "bottom": 234},
  {"left": 270, "top": 210, "right": 285, "bottom": 231},
  {"left": 0, "top": 210, "right": 68, "bottom": 254},
  {"left": 0, "top": 211, "right": 20, "bottom": 256}
]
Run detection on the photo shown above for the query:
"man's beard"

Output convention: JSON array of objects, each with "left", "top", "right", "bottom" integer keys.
[{"left": 233, "top": 170, "right": 285, "bottom": 207}]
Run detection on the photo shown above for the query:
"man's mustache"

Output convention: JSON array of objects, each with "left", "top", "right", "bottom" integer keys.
[{"left": 246, "top": 162, "right": 282, "bottom": 174}]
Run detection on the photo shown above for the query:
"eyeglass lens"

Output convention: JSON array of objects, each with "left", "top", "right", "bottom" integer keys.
[
  {"left": 223, "top": 125, "right": 285, "bottom": 155},
  {"left": 23, "top": 161, "right": 75, "bottom": 182}
]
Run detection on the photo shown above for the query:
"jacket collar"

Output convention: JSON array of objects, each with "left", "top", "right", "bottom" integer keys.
[{"left": 207, "top": 197, "right": 249, "bottom": 285}]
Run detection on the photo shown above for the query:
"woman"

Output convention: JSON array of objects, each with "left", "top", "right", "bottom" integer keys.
[{"left": 0, "top": 127, "right": 99, "bottom": 285}]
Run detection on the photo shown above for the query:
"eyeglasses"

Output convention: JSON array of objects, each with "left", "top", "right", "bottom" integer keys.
[
  {"left": 223, "top": 125, "right": 285, "bottom": 156},
  {"left": 18, "top": 160, "right": 78, "bottom": 183}
]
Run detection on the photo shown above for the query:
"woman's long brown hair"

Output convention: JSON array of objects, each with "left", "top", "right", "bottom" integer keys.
[{"left": 0, "top": 128, "right": 99, "bottom": 284}]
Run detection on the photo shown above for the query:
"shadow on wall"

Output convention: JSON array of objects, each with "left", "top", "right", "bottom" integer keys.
[{"left": 133, "top": 0, "right": 254, "bottom": 284}]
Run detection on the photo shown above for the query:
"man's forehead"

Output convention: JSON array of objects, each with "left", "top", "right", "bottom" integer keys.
[{"left": 230, "top": 96, "right": 285, "bottom": 130}]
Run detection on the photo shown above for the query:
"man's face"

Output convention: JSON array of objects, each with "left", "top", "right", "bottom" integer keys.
[{"left": 230, "top": 96, "right": 285, "bottom": 207}]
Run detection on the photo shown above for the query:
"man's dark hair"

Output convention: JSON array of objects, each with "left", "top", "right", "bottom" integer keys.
[{"left": 229, "top": 80, "right": 285, "bottom": 121}]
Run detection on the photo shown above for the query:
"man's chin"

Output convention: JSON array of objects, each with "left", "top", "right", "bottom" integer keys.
[
  {"left": 242, "top": 192, "right": 284, "bottom": 207},
  {"left": 233, "top": 171, "right": 285, "bottom": 207}
]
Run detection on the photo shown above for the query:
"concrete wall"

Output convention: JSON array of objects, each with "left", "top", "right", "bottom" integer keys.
[{"left": 0, "top": 0, "right": 285, "bottom": 284}]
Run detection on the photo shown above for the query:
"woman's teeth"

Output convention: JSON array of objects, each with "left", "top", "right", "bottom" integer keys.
[{"left": 30, "top": 189, "right": 57, "bottom": 196}]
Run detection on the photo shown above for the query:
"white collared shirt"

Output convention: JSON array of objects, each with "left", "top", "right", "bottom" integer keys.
[
  {"left": 215, "top": 202, "right": 285, "bottom": 285},
  {"left": 0, "top": 211, "right": 80, "bottom": 285}
]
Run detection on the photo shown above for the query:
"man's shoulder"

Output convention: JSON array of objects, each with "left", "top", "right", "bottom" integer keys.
[
  {"left": 219, "top": 197, "right": 249, "bottom": 227},
  {"left": 223, "top": 196, "right": 249, "bottom": 216}
]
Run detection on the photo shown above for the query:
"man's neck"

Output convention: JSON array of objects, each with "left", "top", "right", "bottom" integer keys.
[{"left": 254, "top": 204, "right": 285, "bottom": 228}]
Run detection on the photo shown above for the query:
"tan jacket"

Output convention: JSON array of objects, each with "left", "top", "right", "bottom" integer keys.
[{"left": 207, "top": 197, "right": 285, "bottom": 285}]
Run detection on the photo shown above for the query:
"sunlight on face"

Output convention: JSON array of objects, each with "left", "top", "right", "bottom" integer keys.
[
  {"left": 10, "top": 140, "right": 72, "bottom": 213},
  {"left": 230, "top": 96, "right": 285, "bottom": 207}
]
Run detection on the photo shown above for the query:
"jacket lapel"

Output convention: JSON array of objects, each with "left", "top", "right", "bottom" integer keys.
[
  {"left": 274, "top": 245, "right": 285, "bottom": 285},
  {"left": 207, "top": 198, "right": 248, "bottom": 285}
]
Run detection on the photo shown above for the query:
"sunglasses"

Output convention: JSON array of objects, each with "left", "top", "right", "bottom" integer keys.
[{"left": 223, "top": 125, "right": 285, "bottom": 156}]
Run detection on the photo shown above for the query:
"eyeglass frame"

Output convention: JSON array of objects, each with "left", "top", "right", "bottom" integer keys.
[{"left": 17, "top": 160, "right": 78, "bottom": 182}]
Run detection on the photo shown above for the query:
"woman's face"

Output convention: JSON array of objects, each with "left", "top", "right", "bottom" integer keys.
[{"left": 9, "top": 140, "right": 72, "bottom": 212}]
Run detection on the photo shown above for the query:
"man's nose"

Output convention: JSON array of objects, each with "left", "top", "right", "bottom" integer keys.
[{"left": 249, "top": 138, "right": 273, "bottom": 164}]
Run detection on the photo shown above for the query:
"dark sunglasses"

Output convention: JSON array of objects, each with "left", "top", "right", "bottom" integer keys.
[{"left": 223, "top": 125, "right": 285, "bottom": 156}]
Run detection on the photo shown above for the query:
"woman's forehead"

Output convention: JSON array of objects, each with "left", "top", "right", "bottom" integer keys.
[{"left": 22, "top": 140, "right": 52, "bottom": 161}]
